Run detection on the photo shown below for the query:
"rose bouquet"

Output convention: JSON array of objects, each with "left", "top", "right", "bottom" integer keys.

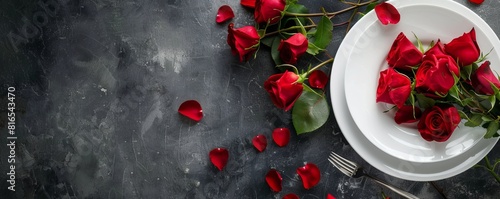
[
  {"left": 376, "top": 28, "right": 500, "bottom": 142},
  {"left": 219, "top": 0, "right": 379, "bottom": 134}
]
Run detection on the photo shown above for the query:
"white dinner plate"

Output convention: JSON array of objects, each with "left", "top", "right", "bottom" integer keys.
[
  {"left": 343, "top": 0, "right": 499, "bottom": 162},
  {"left": 331, "top": 0, "right": 499, "bottom": 181}
]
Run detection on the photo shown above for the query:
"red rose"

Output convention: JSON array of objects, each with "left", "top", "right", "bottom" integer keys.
[
  {"left": 418, "top": 105, "right": 461, "bottom": 142},
  {"left": 264, "top": 70, "right": 303, "bottom": 111},
  {"left": 386, "top": 32, "right": 423, "bottom": 70},
  {"left": 424, "top": 40, "right": 446, "bottom": 57},
  {"left": 254, "top": 0, "right": 286, "bottom": 24},
  {"left": 376, "top": 68, "right": 412, "bottom": 108},
  {"left": 278, "top": 33, "right": 308, "bottom": 64},
  {"left": 444, "top": 28, "right": 480, "bottom": 66},
  {"left": 394, "top": 105, "right": 422, "bottom": 124},
  {"left": 227, "top": 23, "right": 260, "bottom": 62},
  {"left": 415, "top": 54, "right": 459, "bottom": 98},
  {"left": 471, "top": 61, "right": 500, "bottom": 95}
]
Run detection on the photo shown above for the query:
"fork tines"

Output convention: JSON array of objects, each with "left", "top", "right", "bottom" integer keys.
[{"left": 328, "top": 152, "right": 358, "bottom": 177}]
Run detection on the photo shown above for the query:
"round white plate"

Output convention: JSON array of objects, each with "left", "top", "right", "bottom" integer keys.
[
  {"left": 331, "top": 0, "right": 499, "bottom": 181},
  {"left": 343, "top": 0, "right": 499, "bottom": 163}
]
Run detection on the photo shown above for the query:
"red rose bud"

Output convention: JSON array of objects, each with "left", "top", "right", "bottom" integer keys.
[
  {"left": 395, "top": 105, "right": 422, "bottom": 124},
  {"left": 278, "top": 33, "right": 308, "bottom": 64},
  {"left": 444, "top": 28, "right": 480, "bottom": 66},
  {"left": 227, "top": 23, "right": 260, "bottom": 62},
  {"left": 418, "top": 105, "right": 460, "bottom": 142},
  {"left": 424, "top": 40, "right": 446, "bottom": 57},
  {"left": 386, "top": 33, "right": 423, "bottom": 70},
  {"left": 471, "top": 61, "right": 500, "bottom": 95},
  {"left": 264, "top": 70, "right": 304, "bottom": 111},
  {"left": 374, "top": 2, "right": 400, "bottom": 25},
  {"left": 376, "top": 68, "right": 411, "bottom": 108},
  {"left": 415, "top": 54, "right": 459, "bottom": 98},
  {"left": 254, "top": 0, "right": 286, "bottom": 24}
]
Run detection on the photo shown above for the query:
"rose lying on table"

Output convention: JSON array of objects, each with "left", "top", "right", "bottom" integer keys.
[{"left": 376, "top": 28, "right": 500, "bottom": 142}]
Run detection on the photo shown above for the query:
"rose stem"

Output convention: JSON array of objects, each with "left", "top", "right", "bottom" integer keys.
[{"left": 284, "top": 0, "right": 377, "bottom": 18}]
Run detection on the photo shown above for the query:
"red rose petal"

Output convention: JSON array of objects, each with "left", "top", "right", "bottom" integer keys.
[
  {"left": 272, "top": 128, "right": 290, "bottom": 147},
  {"left": 216, "top": 5, "right": 235, "bottom": 24},
  {"left": 283, "top": 193, "right": 299, "bottom": 199},
  {"left": 178, "top": 100, "right": 203, "bottom": 122},
  {"left": 308, "top": 70, "right": 329, "bottom": 89},
  {"left": 326, "top": 194, "right": 336, "bottom": 199},
  {"left": 265, "top": 169, "right": 282, "bottom": 192},
  {"left": 374, "top": 2, "right": 400, "bottom": 25},
  {"left": 252, "top": 134, "right": 267, "bottom": 152},
  {"left": 469, "top": 0, "right": 484, "bottom": 4},
  {"left": 296, "top": 163, "right": 321, "bottom": 189},
  {"left": 209, "top": 148, "right": 229, "bottom": 171},
  {"left": 241, "top": 0, "right": 256, "bottom": 8}
]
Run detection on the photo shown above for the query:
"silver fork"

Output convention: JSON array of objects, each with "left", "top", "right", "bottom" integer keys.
[{"left": 328, "top": 152, "right": 420, "bottom": 199}]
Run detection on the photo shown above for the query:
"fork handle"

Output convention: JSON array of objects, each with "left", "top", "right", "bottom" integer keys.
[{"left": 366, "top": 175, "right": 420, "bottom": 199}]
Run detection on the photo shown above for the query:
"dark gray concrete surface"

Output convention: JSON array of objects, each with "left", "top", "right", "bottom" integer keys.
[{"left": 0, "top": 0, "right": 499, "bottom": 198}]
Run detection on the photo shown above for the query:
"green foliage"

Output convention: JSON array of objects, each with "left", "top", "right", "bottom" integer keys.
[
  {"left": 313, "top": 16, "right": 333, "bottom": 49},
  {"left": 292, "top": 89, "right": 330, "bottom": 134}
]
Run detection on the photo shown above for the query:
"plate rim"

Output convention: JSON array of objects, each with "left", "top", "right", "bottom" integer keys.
[
  {"left": 342, "top": 3, "right": 493, "bottom": 163},
  {"left": 330, "top": 0, "right": 499, "bottom": 181}
]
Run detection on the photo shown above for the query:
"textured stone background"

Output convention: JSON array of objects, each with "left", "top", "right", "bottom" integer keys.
[{"left": 0, "top": 0, "right": 499, "bottom": 198}]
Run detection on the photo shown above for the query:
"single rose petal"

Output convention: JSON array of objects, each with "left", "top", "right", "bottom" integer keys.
[
  {"left": 327, "top": 194, "right": 336, "bottom": 199},
  {"left": 209, "top": 148, "right": 229, "bottom": 171},
  {"left": 272, "top": 128, "right": 290, "bottom": 147},
  {"left": 374, "top": 2, "right": 400, "bottom": 25},
  {"left": 296, "top": 163, "right": 321, "bottom": 189},
  {"left": 178, "top": 100, "right": 203, "bottom": 122},
  {"left": 308, "top": 70, "right": 329, "bottom": 89},
  {"left": 252, "top": 134, "right": 267, "bottom": 152},
  {"left": 216, "top": 5, "right": 235, "bottom": 24},
  {"left": 241, "top": 0, "right": 256, "bottom": 8},
  {"left": 283, "top": 193, "right": 299, "bottom": 199},
  {"left": 266, "top": 169, "right": 283, "bottom": 192},
  {"left": 469, "top": 0, "right": 484, "bottom": 4}
]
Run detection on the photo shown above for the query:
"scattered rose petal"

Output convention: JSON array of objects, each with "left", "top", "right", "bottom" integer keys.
[
  {"left": 308, "top": 70, "right": 329, "bottom": 89},
  {"left": 296, "top": 163, "right": 321, "bottom": 189},
  {"left": 178, "top": 100, "right": 203, "bottom": 122},
  {"left": 265, "top": 169, "right": 283, "bottom": 192},
  {"left": 252, "top": 134, "right": 267, "bottom": 152},
  {"left": 241, "top": 0, "right": 256, "bottom": 8},
  {"left": 216, "top": 5, "right": 235, "bottom": 24},
  {"left": 283, "top": 193, "right": 299, "bottom": 199},
  {"left": 469, "top": 0, "right": 484, "bottom": 4},
  {"left": 374, "top": 2, "right": 400, "bottom": 25},
  {"left": 272, "top": 128, "right": 290, "bottom": 147},
  {"left": 209, "top": 148, "right": 229, "bottom": 171},
  {"left": 326, "top": 193, "right": 336, "bottom": 199}
]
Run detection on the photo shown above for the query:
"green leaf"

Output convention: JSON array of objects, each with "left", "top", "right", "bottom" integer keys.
[
  {"left": 313, "top": 16, "right": 333, "bottom": 49},
  {"left": 488, "top": 95, "right": 496, "bottom": 112},
  {"left": 415, "top": 93, "right": 435, "bottom": 109},
  {"left": 285, "top": 4, "right": 309, "bottom": 26},
  {"left": 413, "top": 32, "right": 425, "bottom": 53},
  {"left": 484, "top": 120, "right": 499, "bottom": 139},
  {"left": 460, "top": 65, "right": 473, "bottom": 80},
  {"left": 306, "top": 42, "right": 323, "bottom": 55},
  {"left": 363, "top": 2, "right": 377, "bottom": 14},
  {"left": 465, "top": 114, "right": 483, "bottom": 127},
  {"left": 271, "top": 36, "right": 282, "bottom": 66},
  {"left": 260, "top": 36, "right": 275, "bottom": 47},
  {"left": 292, "top": 90, "right": 330, "bottom": 134},
  {"left": 448, "top": 85, "right": 461, "bottom": 102},
  {"left": 286, "top": 0, "right": 298, "bottom": 5}
]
